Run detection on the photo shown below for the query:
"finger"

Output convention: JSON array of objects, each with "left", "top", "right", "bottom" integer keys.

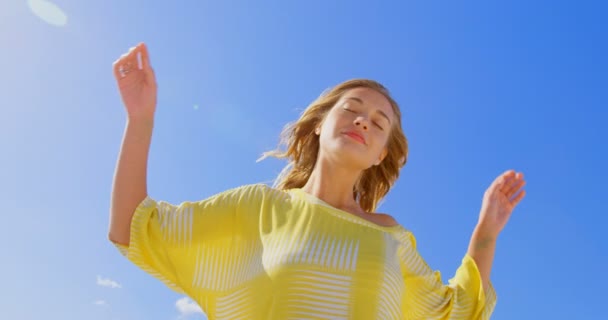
[
  {"left": 139, "top": 43, "right": 156, "bottom": 81},
  {"left": 500, "top": 171, "right": 519, "bottom": 194},
  {"left": 140, "top": 42, "right": 151, "bottom": 69},
  {"left": 511, "top": 189, "right": 526, "bottom": 206},
  {"left": 504, "top": 172, "right": 523, "bottom": 193},
  {"left": 504, "top": 169, "right": 516, "bottom": 178},
  {"left": 112, "top": 53, "right": 130, "bottom": 79},
  {"left": 494, "top": 170, "right": 513, "bottom": 189},
  {"left": 506, "top": 176, "right": 526, "bottom": 198},
  {"left": 114, "top": 47, "right": 140, "bottom": 79},
  {"left": 126, "top": 46, "right": 139, "bottom": 67},
  {"left": 499, "top": 170, "right": 517, "bottom": 193}
]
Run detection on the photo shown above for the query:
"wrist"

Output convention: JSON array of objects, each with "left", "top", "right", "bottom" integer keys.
[
  {"left": 126, "top": 117, "right": 155, "bottom": 133},
  {"left": 473, "top": 225, "right": 498, "bottom": 243},
  {"left": 127, "top": 116, "right": 154, "bottom": 126}
]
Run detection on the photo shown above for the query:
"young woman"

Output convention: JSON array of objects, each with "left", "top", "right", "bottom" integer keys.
[{"left": 109, "top": 43, "right": 526, "bottom": 319}]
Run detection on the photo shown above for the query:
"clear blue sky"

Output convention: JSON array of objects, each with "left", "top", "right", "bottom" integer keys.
[{"left": 2, "top": 0, "right": 606, "bottom": 319}]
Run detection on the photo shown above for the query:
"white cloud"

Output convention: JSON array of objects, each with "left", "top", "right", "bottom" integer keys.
[
  {"left": 175, "top": 297, "right": 204, "bottom": 317},
  {"left": 93, "top": 299, "right": 107, "bottom": 306},
  {"left": 27, "top": 0, "right": 68, "bottom": 27},
  {"left": 96, "top": 275, "right": 122, "bottom": 289}
]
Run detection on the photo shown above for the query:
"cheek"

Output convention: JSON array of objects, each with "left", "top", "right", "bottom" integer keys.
[
  {"left": 321, "top": 115, "right": 343, "bottom": 132},
  {"left": 374, "top": 134, "right": 391, "bottom": 155},
  {"left": 373, "top": 131, "right": 390, "bottom": 146}
]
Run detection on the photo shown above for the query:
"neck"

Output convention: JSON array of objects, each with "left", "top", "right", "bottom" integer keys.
[{"left": 300, "top": 157, "right": 364, "bottom": 214}]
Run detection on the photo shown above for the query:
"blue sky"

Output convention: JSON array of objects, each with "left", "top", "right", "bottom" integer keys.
[{"left": 2, "top": 0, "right": 606, "bottom": 319}]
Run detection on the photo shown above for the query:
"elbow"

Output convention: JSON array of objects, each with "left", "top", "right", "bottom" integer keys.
[{"left": 108, "top": 230, "right": 129, "bottom": 246}]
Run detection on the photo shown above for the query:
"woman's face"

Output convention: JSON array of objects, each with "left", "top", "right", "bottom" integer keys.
[{"left": 317, "top": 87, "right": 395, "bottom": 170}]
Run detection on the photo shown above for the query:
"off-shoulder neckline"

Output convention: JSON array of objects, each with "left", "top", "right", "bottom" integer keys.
[{"left": 287, "top": 188, "right": 404, "bottom": 233}]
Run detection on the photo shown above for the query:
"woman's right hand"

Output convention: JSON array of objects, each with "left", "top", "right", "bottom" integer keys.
[{"left": 113, "top": 43, "right": 157, "bottom": 121}]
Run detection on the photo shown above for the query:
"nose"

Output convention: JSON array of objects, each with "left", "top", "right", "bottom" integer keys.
[{"left": 354, "top": 117, "right": 369, "bottom": 131}]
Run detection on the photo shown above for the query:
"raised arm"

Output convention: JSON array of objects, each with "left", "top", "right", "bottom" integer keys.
[
  {"left": 108, "top": 43, "right": 158, "bottom": 246},
  {"left": 468, "top": 169, "right": 526, "bottom": 291}
]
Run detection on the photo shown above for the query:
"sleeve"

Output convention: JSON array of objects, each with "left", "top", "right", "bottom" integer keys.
[
  {"left": 397, "top": 231, "right": 497, "bottom": 320},
  {"left": 109, "top": 184, "right": 265, "bottom": 294}
]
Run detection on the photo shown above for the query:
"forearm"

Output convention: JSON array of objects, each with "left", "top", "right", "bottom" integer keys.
[
  {"left": 109, "top": 118, "right": 154, "bottom": 245},
  {"left": 466, "top": 226, "right": 497, "bottom": 293}
]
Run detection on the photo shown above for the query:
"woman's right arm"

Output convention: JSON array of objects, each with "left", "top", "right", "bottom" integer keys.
[
  {"left": 108, "top": 118, "right": 153, "bottom": 245},
  {"left": 108, "top": 43, "right": 158, "bottom": 246},
  {"left": 106, "top": 44, "right": 269, "bottom": 298}
]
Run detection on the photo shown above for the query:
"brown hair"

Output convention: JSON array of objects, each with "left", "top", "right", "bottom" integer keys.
[{"left": 258, "top": 79, "right": 408, "bottom": 213}]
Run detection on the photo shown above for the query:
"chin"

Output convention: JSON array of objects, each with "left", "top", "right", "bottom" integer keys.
[
  {"left": 334, "top": 149, "right": 374, "bottom": 169},
  {"left": 321, "top": 140, "right": 372, "bottom": 167}
]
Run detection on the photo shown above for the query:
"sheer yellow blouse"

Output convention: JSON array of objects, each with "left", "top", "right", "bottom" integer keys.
[{"left": 111, "top": 184, "right": 496, "bottom": 319}]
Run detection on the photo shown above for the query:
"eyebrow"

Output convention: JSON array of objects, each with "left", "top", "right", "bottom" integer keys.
[{"left": 346, "top": 97, "right": 392, "bottom": 125}]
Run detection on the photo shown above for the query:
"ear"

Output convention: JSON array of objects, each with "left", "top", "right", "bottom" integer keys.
[
  {"left": 376, "top": 147, "right": 388, "bottom": 166},
  {"left": 315, "top": 127, "right": 321, "bottom": 135}
]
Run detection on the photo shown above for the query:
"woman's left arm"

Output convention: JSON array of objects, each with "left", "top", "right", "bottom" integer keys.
[{"left": 468, "top": 169, "right": 527, "bottom": 292}]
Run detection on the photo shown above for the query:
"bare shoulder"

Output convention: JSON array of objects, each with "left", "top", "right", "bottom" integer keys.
[{"left": 373, "top": 213, "right": 400, "bottom": 227}]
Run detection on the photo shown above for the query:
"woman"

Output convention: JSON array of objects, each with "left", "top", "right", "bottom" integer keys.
[{"left": 108, "top": 43, "right": 526, "bottom": 319}]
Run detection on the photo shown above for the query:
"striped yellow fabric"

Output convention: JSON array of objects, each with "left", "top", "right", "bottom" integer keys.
[{"left": 111, "top": 184, "right": 497, "bottom": 319}]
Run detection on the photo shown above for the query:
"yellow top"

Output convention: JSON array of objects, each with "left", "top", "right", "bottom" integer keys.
[{"left": 112, "top": 183, "right": 497, "bottom": 319}]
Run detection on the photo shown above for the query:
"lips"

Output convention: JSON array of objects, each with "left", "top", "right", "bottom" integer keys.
[{"left": 343, "top": 131, "right": 366, "bottom": 145}]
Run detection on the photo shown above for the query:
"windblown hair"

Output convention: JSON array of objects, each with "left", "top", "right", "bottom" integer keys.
[{"left": 258, "top": 79, "right": 408, "bottom": 213}]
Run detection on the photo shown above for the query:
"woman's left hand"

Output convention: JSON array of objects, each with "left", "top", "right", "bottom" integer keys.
[{"left": 477, "top": 169, "right": 527, "bottom": 238}]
